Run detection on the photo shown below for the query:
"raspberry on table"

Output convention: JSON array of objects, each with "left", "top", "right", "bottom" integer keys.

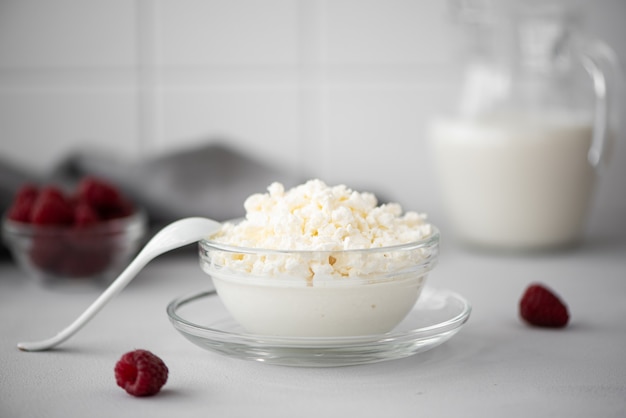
[
  {"left": 114, "top": 349, "right": 169, "bottom": 397},
  {"left": 519, "top": 283, "right": 569, "bottom": 328}
]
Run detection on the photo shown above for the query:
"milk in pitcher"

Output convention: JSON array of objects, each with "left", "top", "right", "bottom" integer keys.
[{"left": 430, "top": 113, "right": 595, "bottom": 249}]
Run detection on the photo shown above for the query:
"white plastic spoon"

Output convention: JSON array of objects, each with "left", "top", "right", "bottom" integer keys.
[{"left": 17, "top": 217, "right": 221, "bottom": 352}]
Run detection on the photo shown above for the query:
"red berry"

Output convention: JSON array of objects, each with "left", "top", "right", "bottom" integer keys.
[
  {"left": 73, "top": 202, "right": 101, "bottom": 227},
  {"left": 30, "top": 186, "right": 74, "bottom": 225},
  {"left": 7, "top": 184, "right": 39, "bottom": 222},
  {"left": 114, "top": 350, "right": 168, "bottom": 397},
  {"left": 76, "top": 176, "right": 131, "bottom": 218},
  {"left": 520, "top": 283, "right": 569, "bottom": 328}
]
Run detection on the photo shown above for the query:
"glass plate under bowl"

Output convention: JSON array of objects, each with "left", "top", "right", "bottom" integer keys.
[{"left": 167, "top": 286, "right": 471, "bottom": 367}]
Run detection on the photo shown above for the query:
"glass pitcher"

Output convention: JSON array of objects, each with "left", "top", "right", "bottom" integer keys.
[{"left": 429, "top": 0, "right": 622, "bottom": 250}]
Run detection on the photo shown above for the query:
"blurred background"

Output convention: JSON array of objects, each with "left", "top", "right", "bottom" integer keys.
[{"left": 1, "top": 0, "right": 625, "bottom": 246}]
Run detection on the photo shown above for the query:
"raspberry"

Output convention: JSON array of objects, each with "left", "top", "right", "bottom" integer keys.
[
  {"left": 114, "top": 350, "right": 168, "bottom": 397},
  {"left": 520, "top": 283, "right": 569, "bottom": 328},
  {"left": 73, "top": 201, "right": 101, "bottom": 227},
  {"left": 7, "top": 184, "right": 39, "bottom": 222},
  {"left": 30, "top": 186, "right": 74, "bottom": 226},
  {"left": 77, "top": 176, "right": 132, "bottom": 219}
]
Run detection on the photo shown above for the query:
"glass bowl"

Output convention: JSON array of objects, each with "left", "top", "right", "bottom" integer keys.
[
  {"left": 2, "top": 210, "right": 147, "bottom": 285},
  {"left": 198, "top": 225, "right": 439, "bottom": 338}
]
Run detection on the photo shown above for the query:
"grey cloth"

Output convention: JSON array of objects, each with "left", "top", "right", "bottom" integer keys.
[
  {"left": 0, "top": 143, "right": 304, "bottom": 255},
  {"left": 49, "top": 143, "right": 304, "bottom": 225}
]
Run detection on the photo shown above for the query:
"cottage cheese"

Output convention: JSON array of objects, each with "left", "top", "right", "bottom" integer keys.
[{"left": 210, "top": 179, "right": 433, "bottom": 279}]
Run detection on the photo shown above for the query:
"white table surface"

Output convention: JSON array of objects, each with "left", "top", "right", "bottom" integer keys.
[{"left": 1, "top": 236, "right": 625, "bottom": 418}]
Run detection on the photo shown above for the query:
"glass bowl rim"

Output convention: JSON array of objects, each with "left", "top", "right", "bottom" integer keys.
[
  {"left": 1, "top": 208, "right": 147, "bottom": 237},
  {"left": 199, "top": 222, "right": 440, "bottom": 256}
]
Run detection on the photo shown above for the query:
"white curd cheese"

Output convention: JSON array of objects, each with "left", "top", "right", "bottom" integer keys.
[{"left": 210, "top": 179, "right": 433, "bottom": 279}]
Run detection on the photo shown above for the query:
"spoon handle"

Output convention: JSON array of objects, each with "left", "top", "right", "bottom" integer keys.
[
  {"left": 17, "top": 255, "right": 149, "bottom": 352},
  {"left": 16, "top": 217, "right": 221, "bottom": 352}
]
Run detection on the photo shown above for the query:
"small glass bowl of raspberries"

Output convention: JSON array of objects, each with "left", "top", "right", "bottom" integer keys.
[{"left": 2, "top": 176, "right": 147, "bottom": 285}]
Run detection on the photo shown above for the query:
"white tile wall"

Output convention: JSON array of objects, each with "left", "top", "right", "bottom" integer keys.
[
  {"left": 1, "top": 0, "right": 625, "bottom": 235},
  {"left": 159, "top": 0, "right": 299, "bottom": 67},
  {"left": 0, "top": 0, "right": 140, "bottom": 166},
  {"left": 0, "top": 0, "right": 136, "bottom": 68}
]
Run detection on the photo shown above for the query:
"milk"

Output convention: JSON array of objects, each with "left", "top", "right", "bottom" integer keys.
[{"left": 430, "top": 113, "right": 596, "bottom": 250}]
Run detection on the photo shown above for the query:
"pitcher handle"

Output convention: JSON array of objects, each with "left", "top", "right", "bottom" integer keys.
[{"left": 579, "top": 39, "right": 623, "bottom": 171}]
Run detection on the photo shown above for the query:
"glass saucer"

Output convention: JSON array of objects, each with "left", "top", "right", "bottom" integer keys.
[{"left": 166, "top": 287, "right": 471, "bottom": 367}]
